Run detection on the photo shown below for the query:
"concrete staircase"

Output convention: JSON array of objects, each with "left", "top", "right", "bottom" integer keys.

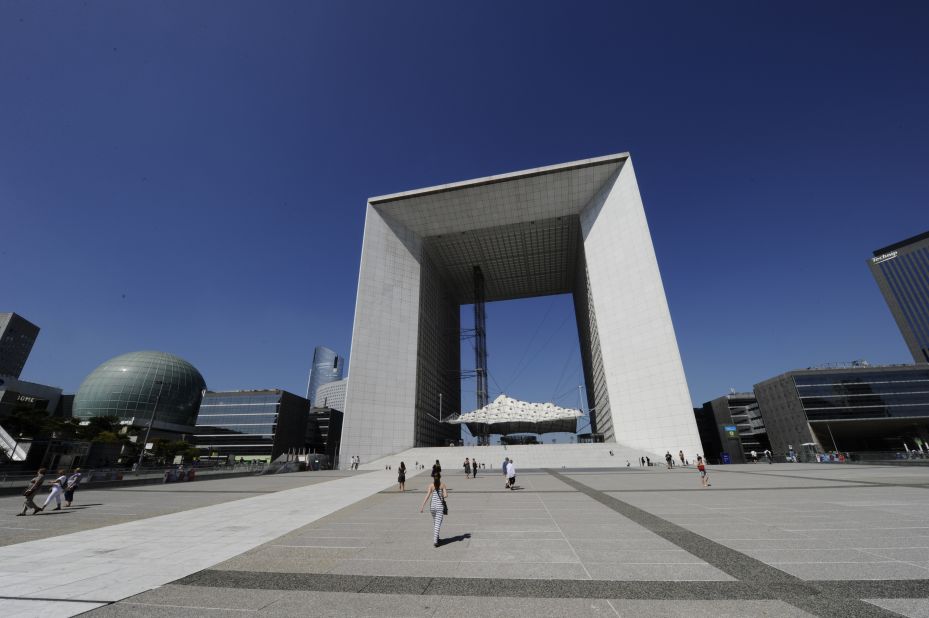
[
  {"left": 357, "top": 443, "right": 662, "bottom": 471},
  {"left": 0, "top": 423, "right": 28, "bottom": 462}
]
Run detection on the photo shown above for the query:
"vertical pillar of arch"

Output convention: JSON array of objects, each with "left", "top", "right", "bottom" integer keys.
[
  {"left": 340, "top": 206, "right": 423, "bottom": 467},
  {"left": 579, "top": 161, "right": 702, "bottom": 456}
]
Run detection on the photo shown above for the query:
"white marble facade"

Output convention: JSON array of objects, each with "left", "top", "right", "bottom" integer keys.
[{"left": 340, "top": 154, "right": 702, "bottom": 467}]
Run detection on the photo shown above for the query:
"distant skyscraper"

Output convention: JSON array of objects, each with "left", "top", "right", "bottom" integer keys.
[
  {"left": 868, "top": 230, "right": 929, "bottom": 363},
  {"left": 306, "top": 346, "right": 344, "bottom": 404},
  {"left": 0, "top": 313, "right": 40, "bottom": 379}
]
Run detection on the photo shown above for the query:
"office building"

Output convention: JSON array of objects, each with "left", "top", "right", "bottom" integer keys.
[
  {"left": 341, "top": 154, "right": 702, "bottom": 466},
  {"left": 315, "top": 378, "right": 347, "bottom": 412},
  {"left": 0, "top": 376, "right": 63, "bottom": 418},
  {"left": 868, "top": 230, "right": 929, "bottom": 363},
  {"left": 306, "top": 346, "right": 344, "bottom": 404},
  {"left": 0, "top": 312, "right": 40, "bottom": 379},
  {"left": 0, "top": 376, "right": 66, "bottom": 464},
  {"left": 72, "top": 351, "right": 206, "bottom": 436},
  {"left": 694, "top": 392, "right": 770, "bottom": 464},
  {"left": 306, "top": 407, "right": 343, "bottom": 466},
  {"left": 754, "top": 363, "right": 929, "bottom": 461},
  {"left": 194, "top": 389, "right": 310, "bottom": 462}
]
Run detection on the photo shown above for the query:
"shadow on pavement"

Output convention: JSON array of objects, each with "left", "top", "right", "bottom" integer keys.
[{"left": 439, "top": 533, "right": 471, "bottom": 547}]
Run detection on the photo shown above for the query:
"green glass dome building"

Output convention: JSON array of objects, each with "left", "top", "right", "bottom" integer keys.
[{"left": 73, "top": 351, "right": 206, "bottom": 428}]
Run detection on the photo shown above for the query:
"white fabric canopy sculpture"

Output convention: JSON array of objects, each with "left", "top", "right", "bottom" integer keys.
[{"left": 447, "top": 394, "right": 582, "bottom": 434}]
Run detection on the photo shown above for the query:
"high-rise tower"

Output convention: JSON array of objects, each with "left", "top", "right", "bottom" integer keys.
[
  {"left": 868, "top": 230, "right": 929, "bottom": 363},
  {"left": 0, "top": 313, "right": 40, "bottom": 379},
  {"left": 306, "top": 346, "right": 344, "bottom": 405}
]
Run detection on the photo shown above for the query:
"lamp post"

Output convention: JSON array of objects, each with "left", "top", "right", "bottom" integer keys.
[{"left": 137, "top": 380, "right": 165, "bottom": 469}]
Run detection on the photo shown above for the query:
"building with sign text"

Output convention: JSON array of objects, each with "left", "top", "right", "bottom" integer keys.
[{"left": 868, "top": 230, "right": 929, "bottom": 363}]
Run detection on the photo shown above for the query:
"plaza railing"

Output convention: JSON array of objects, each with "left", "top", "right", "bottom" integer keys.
[{"left": 0, "top": 461, "right": 268, "bottom": 490}]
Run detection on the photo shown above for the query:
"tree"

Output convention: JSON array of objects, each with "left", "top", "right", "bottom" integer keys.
[
  {"left": 1, "top": 407, "right": 49, "bottom": 438},
  {"left": 77, "top": 416, "right": 122, "bottom": 442},
  {"left": 93, "top": 431, "right": 121, "bottom": 444},
  {"left": 43, "top": 417, "right": 82, "bottom": 440}
]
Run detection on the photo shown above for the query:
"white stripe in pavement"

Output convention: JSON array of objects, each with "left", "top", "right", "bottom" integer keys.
[
  {"left": 0, "top": 469, "right": 421, "bottom": 617},
  {"left": 271, "top": 544, "right": 365, "bottom": 549}
]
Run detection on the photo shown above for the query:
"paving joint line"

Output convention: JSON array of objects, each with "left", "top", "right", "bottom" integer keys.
[
  {"left": 544, "top": 468, "right": 905, "bottom": 618},
  {"left": 0, "top": 594, "right": 112, "bottom": 604},
  {"left": 709, "top": 467, "right": 929, "bottom": 489},
  {"left": 535, "top": 492, "right": 593, "bottom": 579}
]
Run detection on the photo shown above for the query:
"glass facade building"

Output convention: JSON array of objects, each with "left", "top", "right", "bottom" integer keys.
[
  {"left": 794, "top": 368, "right": 929, "bottom": 420},
  {"left": 73, "top": 351, "right": 205, "bottom": 429},
  {"left": 868, "top": 230, "right": 929, "bottom": 363},
  {"left": 754, "top": 364, "right": 929, "bottom": 460},
  {"left": 306, "top": 346, "right": 344, "bottom": 405},
  {"left": 194, "top": 389, "right": 309, "bottom": 462}
]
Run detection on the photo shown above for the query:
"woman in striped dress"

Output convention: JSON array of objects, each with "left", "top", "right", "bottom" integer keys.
[{"left": 419, "top": 473, "right": 448, "bottom": 547}]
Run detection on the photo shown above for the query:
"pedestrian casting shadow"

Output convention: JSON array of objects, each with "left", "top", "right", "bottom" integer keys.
[
  {"left": 35, "top": 510, "right": 75, "bottom": 516},
  {"left": 438, "top": 533, "right": 471, "bottom": 547}
]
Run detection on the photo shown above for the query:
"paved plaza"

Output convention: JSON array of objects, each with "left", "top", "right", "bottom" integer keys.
[{"left": 1, "top": 464, "right": 928, "bottom": 616}]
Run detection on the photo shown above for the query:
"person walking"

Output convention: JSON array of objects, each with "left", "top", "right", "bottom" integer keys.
[
  {"left": 645, "top": 456, "right": 651, "bottom": 467},
  {"left": 464, "top": 458, "right": 471, "bottom": 479},
  {"left": 501, "top": 457, "right": 509, "bottom": 488},
  {"left": 665, "top": 452, "right": 673, "bottom": 469},
  {"left": 506, "top": 459, "right": 516, "bottom": 490},
  {"left": 472, "top": 459, "right": 478, "bottom": 478},
  {"left": 64, "top": 468, "right": 82, "bottom": 507},
  {"left": 42, "top": 470, "right": 67, "bottom": 511},
  {"left": 697, "top": 456, "right": 710, "bottom": 487},
  {"left": 398, "top": 462, "right": 407, "bottom": 492},
  {"left": 432, "top": 459, "right": 442, "bottom": 479},
  {"left": 764, "top": 449, "right": 773, "bottom": 464},
  {"left": 679, "top": 450, "right": 685, "bottom": 467},
  {"left": 640, "top": 456, "right": 645, "bottom": 467},
  {"left": 750, "top": 450, "right": 758, "bottom": 463},
  {"left": 419, "top": 472, "right": 448, "bottom": 547},
  {"left": 18, "top": 468, "right": 46, "bottom": 516}
]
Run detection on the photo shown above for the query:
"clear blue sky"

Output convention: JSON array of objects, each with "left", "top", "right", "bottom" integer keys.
[{"left": 3, "top": 2, "right": 928, "bottom": 425}]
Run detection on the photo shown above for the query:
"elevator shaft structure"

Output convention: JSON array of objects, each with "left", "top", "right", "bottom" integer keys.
[{"left": 473, "top": 266, "right": 488, "bottom": 414}]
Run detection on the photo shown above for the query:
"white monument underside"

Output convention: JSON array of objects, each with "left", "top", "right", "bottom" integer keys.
[{"left": 340, "top": 154, "right": 702, "bottom": 466}]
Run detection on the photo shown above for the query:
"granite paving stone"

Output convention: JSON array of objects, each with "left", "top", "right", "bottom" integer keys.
[
  {"left": 864, "top": 598, "right": 929, "bottom": 617},
  {"left": 2, "top": 462, "right": 927, "bottom": 616}
]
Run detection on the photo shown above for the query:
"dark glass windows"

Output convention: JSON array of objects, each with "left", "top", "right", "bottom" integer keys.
[{"left": 794, "top": 369, "right": 929, "bottom": 420}]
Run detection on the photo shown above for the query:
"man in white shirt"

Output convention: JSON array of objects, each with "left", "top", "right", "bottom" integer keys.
[{"left": 505, "top": 460, "right": 516, "bottom": 490}]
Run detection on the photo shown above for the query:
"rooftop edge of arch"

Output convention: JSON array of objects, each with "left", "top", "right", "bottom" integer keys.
[{"left": 366, "top": 152, "right": 630, "bottom": 207}]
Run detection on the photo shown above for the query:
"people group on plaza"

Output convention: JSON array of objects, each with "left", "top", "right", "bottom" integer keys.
[
  {"left": 414, "top": 444, "right": 729, "bottom": 546},
  {"left": 462, "top": 457, "right": 480, "bottom": 478},
  {"left": 19, "top": 468, "right": 83, "bottom": 516}
]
